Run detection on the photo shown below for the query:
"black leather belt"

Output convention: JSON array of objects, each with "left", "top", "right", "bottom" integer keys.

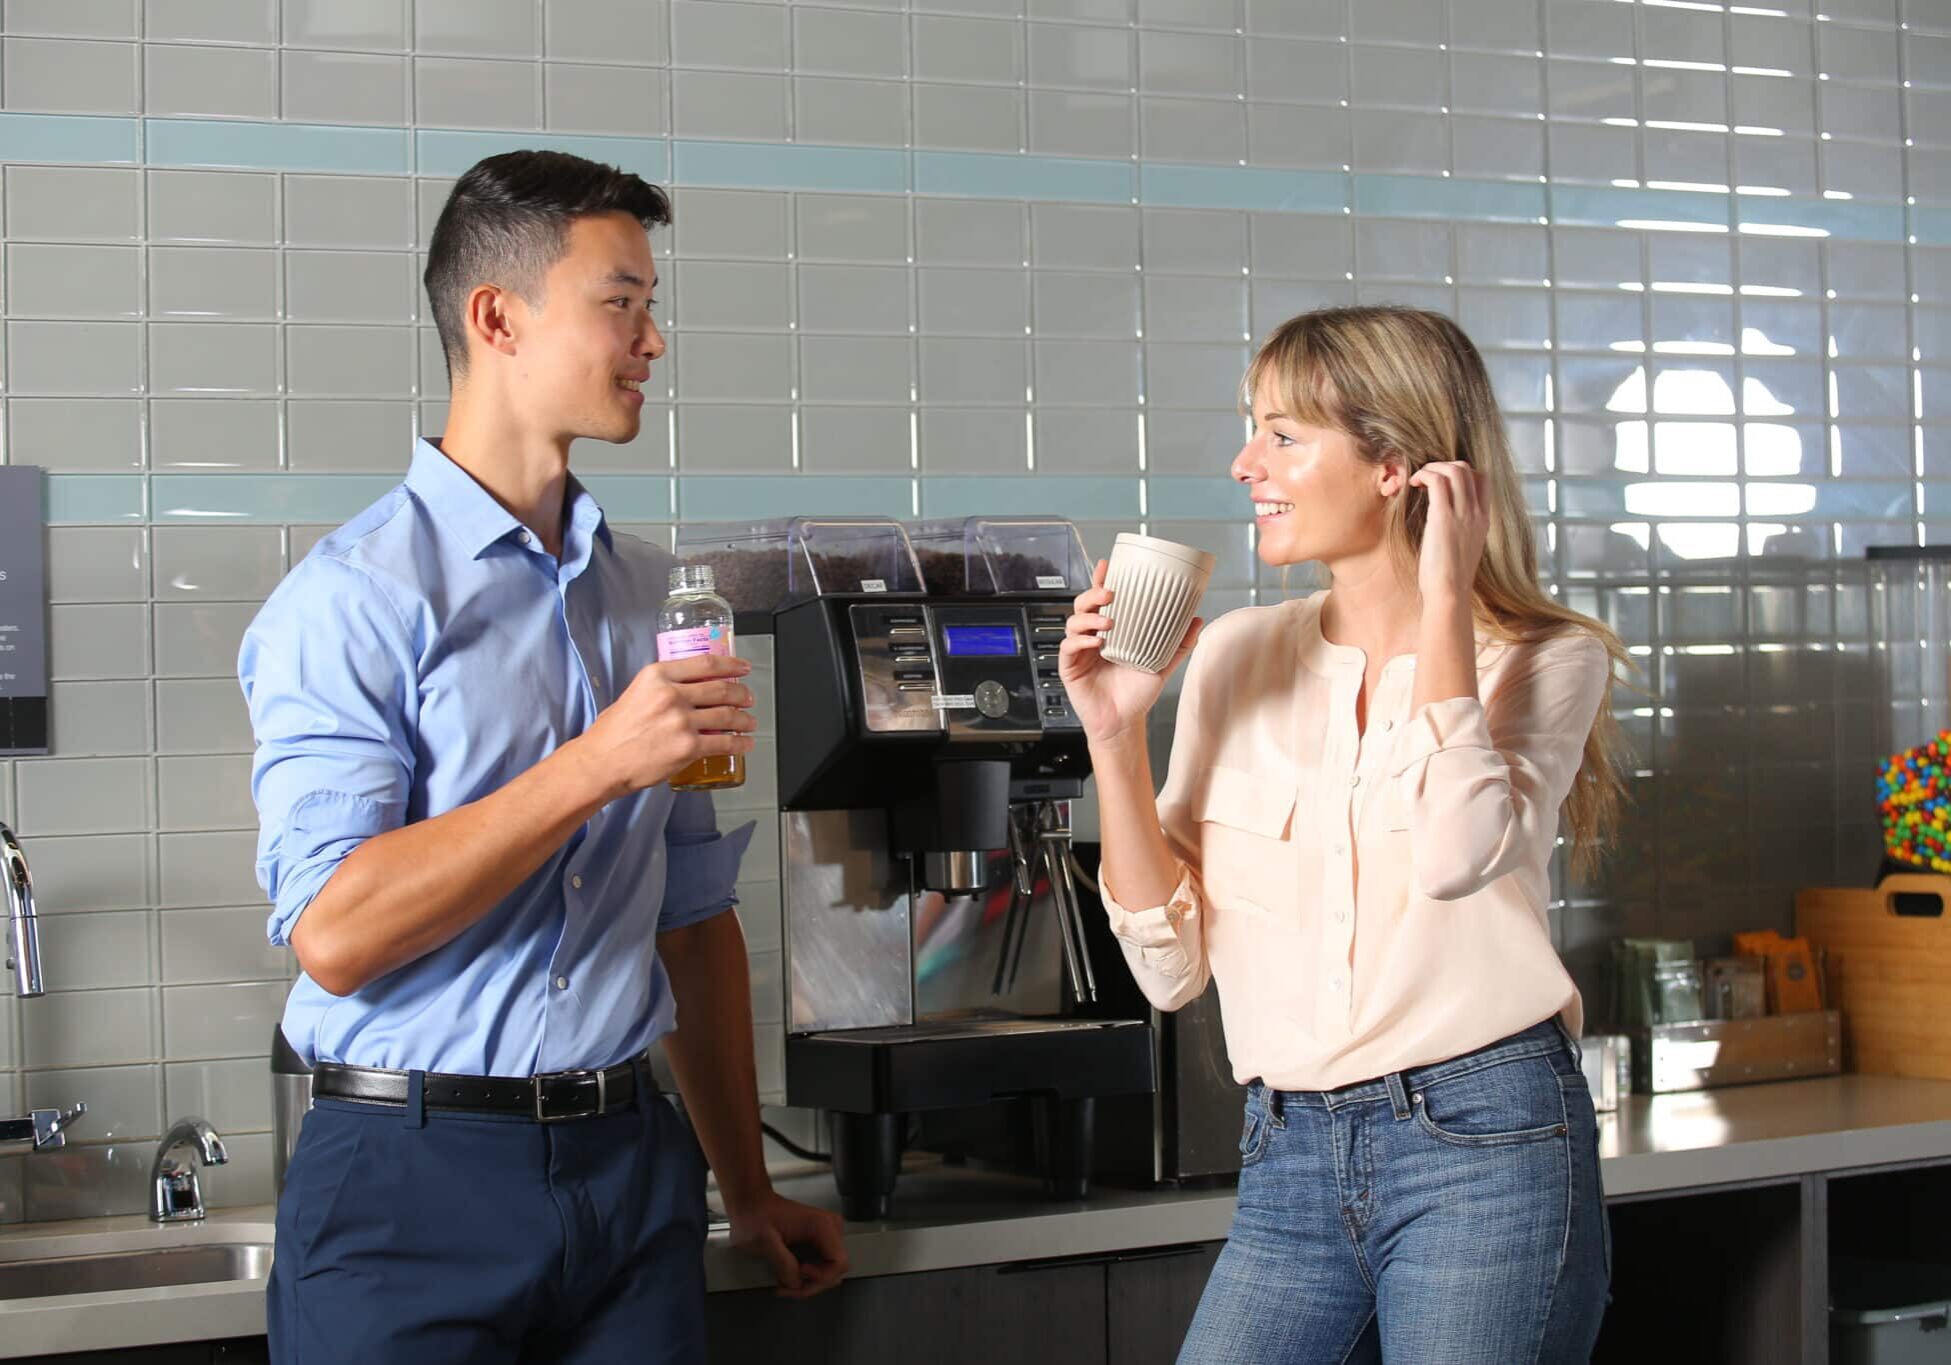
[{"left": 313, "top": 1053, "right": 651, "bottom": 1123}]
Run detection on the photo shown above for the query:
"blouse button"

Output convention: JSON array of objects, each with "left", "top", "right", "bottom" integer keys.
[
  {"left": 1382, "top": 719, "right": 1395, "bottom": 732},
  {"left": 1349, "top": 774, "right": 1361, "bottom": 788}
]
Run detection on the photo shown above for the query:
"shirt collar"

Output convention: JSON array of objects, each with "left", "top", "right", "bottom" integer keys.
[
  {"left": 405, "top": 438, "right": 612, "bottom": 561},
  {"left": 1296, "top": 591, "right": 1500, "bottom": 679}
]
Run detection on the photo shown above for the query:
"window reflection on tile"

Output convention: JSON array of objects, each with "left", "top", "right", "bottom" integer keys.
[
  {"left": 1651, "top": 362, "right": 1736, "bottom": 417},
  {"left": 1653, "top": 421, "right": 1738, "bottom": 477},
  {"left": 1740, "top": 301, "right": 1818, "bottom": 358},
  {"left": 1562, "top": 522, "right": 1654, "bottom": 579},
  {"left": 1744, "top": 423, "right": 1823, "bottom": 478},
  {"left": 1559, "top": 357, "right": 1648, "bottom": 414},
  {"left": 1650, "top": 294, "right": 1735, "bottom": 357}
]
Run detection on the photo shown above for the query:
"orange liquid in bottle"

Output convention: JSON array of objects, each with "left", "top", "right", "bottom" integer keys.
[
  {"left": 669, "top": 750, "right": 744, "bottom": 792},
  {"left": 656, "top": 564, "right": 747, "bottom": 794}
]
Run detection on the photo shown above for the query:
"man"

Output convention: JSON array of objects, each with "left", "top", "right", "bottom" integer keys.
[{"left": 242, "top": 150, "right": 847, "bottom": 1363}]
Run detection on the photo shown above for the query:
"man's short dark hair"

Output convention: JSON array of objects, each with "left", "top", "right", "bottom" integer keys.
[{"left": 424, "top": 150, "right": 673, "bottom": 380}]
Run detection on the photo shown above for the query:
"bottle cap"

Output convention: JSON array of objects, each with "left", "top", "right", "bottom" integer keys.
[{"left": 669, "top": 563, "right": 716, "bottom": 594}]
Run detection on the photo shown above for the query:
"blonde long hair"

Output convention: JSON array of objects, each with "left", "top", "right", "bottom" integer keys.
[{"left": 1245, "top": 306, "right": 1632, "bottom": 880}]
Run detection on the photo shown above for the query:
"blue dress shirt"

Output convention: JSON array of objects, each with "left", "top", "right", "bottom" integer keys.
[{"left": 240, "top": 440, "right": 753, "bottom": 1075}]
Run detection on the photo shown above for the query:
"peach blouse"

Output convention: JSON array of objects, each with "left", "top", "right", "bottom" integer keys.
[{"left": 1099, "top": 593, "right": 1610, "bottom": 1092}]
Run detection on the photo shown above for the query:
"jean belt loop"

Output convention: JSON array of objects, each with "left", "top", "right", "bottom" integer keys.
[
  {"left": 1385, "top": 1071, "right": 1412, "bottom": 1121},
  {"left": 403, "top": 1069, "right": 427, "bottom": 1130},
  {"left": 1552, "top": 1015, "right": 1583, "bottom": 1066},
  {"left": 632, "top": 1056, "right": 652, "bottom": 1114}
]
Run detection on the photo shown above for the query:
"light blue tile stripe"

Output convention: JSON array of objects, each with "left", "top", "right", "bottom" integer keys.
[
  {"left": 0, "top": 113, "right": 139, "bottom": 165},
  {"left": 1915, "top": 208, "right": 1951, "bottom": 248},
  {"left": 915, "top": 151, "right": 1134, "bottom": 204},
  {"left": 150, "top": 474, "right": 399, "bottom": 523},
  {"left": 419, "top": 130, "right": 667, "bottom": 181},
  {"left": 1356, "top": 174, "right": 1547, "bottom": 224},
  {"left": 1549, "top": 184, "right": 1732, "bottom": 231},
  {"left": 581, "top": 475, "right": 675, "bottom": 521},
  {"left": 152, "top": 474, "right": 673, "bottom": 523},
  {"left": 921, "top": 477, "right": 1140, "bottom": 520},
  {"left": 679, "top": 475, "right": 913, "bottom": 521},
  {"left": 675, "top": 140, "right": 906, "bottom": 194},
  {"left": 1145, "top": 476, "right": 1240, "bottom": 519},
  {"left": 1142, "top": 164, "right": 1346, "bottom": 213},
  {"left": 145, "top": 119, "right": 408, "bottom": 174},
  {"left": 1738, "top": 196, "right": 1905, "bottom": 243},
  {"left": 0, "top": 115, "right": 1912, "bottom": 245},
  {"left": 45, "top": 475, "right": 144, "bottom": 524}
]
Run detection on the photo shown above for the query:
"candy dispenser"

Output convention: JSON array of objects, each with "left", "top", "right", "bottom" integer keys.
[{"left": 1868, "top": 547, "right": 1951, "bottom": 877}]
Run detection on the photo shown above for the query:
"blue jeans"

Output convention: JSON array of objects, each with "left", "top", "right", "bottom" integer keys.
[
  {"left": 269, "top": 1069, "right": 708, "bottom": 1364},
  {"left": 1180, "top": 1020, "right": 1610, "bottom": 1364}
]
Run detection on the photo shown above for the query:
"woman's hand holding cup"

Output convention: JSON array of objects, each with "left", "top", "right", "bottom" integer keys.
[{"left": 1059, "top": 557, "right": 1202, "bottom": 749}]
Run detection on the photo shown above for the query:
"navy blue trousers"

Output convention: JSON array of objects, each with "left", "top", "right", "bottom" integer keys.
[{"left": 268, "top": 1068, "right": 708, "bottom": 1364}]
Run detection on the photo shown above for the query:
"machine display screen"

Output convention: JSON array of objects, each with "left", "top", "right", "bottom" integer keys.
[{"left": 942, "top": 624, "right": 1021, "bottom": 657}]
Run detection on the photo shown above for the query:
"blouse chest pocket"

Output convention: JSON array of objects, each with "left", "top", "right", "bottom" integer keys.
[{"left": 1191, "top": 765, "right": 1296, "bottom": 911}]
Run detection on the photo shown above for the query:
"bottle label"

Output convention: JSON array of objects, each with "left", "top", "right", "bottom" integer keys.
[{"left": 656, "top": 624, "right": 735, "bottom": 661}]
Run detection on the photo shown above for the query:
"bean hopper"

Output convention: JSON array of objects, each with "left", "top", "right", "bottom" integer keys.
[{"left": 675, "top": 515, "right": 1155, "bottom": 1219}]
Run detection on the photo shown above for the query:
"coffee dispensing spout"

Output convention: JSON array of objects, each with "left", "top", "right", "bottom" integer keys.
[{"left": 993, "top": 801, "right": 1097, "bottom": 1005}]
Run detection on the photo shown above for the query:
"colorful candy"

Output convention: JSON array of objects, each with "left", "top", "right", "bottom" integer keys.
[{"left": 1879, "top": 731, "right": 1951, "bottom": 873}]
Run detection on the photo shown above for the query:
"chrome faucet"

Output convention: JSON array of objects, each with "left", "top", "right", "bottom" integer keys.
[
  {"left": 0, "top": 822, "right": 86, "bottom": 1153},
  {"left": 2, "top": 820, "right": 42, "bottom": 997},
  {"left": 151, "top": 1118, "right": 228, "bottom": 1223}
]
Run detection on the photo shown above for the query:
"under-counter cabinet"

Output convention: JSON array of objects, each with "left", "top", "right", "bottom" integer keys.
[{"left": 704, "top": 1242, "right": 1222, "bottom": 1365}]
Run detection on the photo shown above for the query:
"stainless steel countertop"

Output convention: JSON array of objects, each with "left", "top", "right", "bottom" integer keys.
[{"left": 7, "top": 1073, "right": 1951, "bottom": 1354}]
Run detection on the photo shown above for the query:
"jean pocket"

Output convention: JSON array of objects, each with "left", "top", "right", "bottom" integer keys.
[
  {"left": 1239, "top": 1102, "right": 1272, "bottom": 1167},
  {"left": 1413, "top": 1055, "right": 1571, "bottom": 1149}
]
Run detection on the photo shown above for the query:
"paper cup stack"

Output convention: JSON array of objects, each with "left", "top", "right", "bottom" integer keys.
[{"left": 1101, "top": 533, "right": 1217, "bottom": 673}]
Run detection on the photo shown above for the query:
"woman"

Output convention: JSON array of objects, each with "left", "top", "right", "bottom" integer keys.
[{"left": 1062, "top": 307, "right": 1626, "bottom": 1363}]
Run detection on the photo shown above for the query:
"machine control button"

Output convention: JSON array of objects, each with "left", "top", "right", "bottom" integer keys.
[{"left": 974, "top": 680, "right": 1010, "bottom": 718}]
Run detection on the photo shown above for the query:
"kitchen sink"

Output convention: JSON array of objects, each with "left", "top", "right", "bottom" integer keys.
[{"left": 0, "top": 1242, "right": 272, "bottom": 1301}]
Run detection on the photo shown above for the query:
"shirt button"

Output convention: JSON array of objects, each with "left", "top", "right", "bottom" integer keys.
[
  {"left": 1349, "top": 774, "right": 1361, "bottom": 789},
  {"left": 1335, "top": 910, "right": 1348, "bottom": 924},
  {"left": 1329, "top": 976, "right": 1344, "bottom": 993},
  {"left": 571, "top": 874, "right": 584, "bottom": 890},
  {"left": 1382, "top": 719, "right": 1395, "bottom": 732},
  {"left": 1332, "top": 841, "right": 1346, "bottom": 855},
  {"left": 554, "top": 976, "right": 569, "bottom": 991},
  {"left": 518, "top": 530, "right": 531, "bottom": 545}
]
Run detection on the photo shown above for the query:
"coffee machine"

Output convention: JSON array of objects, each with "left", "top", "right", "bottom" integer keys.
[{"left": 676, "top": 516, "right": 1155, "bottom": 1219}]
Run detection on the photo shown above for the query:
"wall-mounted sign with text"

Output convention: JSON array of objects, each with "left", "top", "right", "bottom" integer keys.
[{"left": 0, "top": 467, "right": 49, "bottom": 755}]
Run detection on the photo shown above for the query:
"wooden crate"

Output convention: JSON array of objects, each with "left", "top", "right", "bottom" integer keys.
[{"left": 1796, "top": 874, "right": 1951, "bottom": 1079}]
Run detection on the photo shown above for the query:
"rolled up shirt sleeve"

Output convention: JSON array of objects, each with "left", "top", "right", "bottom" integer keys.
[
  {"left": 1389, "top": 633, "right": 1610, "bottom": 902},
  {"left": 240, "top": 556, "right": 418, "bottom": 947},
  {"left": 658, "top": 790, "right": 757, "bottom": 933},
  {"left": 1096, "top": 647, "right": 1216, "bottom": 1012}
]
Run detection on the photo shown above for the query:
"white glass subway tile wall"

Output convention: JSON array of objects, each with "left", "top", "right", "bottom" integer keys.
[{"left": 0, "top": 0, "right": 1942, "bottom": 1220}]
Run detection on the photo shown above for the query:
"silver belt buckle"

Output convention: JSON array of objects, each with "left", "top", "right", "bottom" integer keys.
[{"left": 533, "top": 1067, "right": 606, "bottom": 1123}]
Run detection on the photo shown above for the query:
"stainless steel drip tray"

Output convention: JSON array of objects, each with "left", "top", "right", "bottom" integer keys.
[
  {"left": 786, "top": 1016, "right": 1155, "bottom": 1114},
  {"left": 804, "top": 1019, "right": 1140, "bottom": 1045}
]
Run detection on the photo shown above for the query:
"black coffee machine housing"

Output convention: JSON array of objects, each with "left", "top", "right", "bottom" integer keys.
[{"left": 680, "top": 516, "right": 1155, "bottom": 1219}]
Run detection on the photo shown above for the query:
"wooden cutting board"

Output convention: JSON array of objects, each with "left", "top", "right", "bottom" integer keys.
[{"left": 1796, "top": 874, "right": 1951, "bottom": 1079}]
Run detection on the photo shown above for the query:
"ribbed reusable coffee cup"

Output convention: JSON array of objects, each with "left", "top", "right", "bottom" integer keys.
[{"left": 1101, "top": 532, "right": 1216, "bottom": 673}]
